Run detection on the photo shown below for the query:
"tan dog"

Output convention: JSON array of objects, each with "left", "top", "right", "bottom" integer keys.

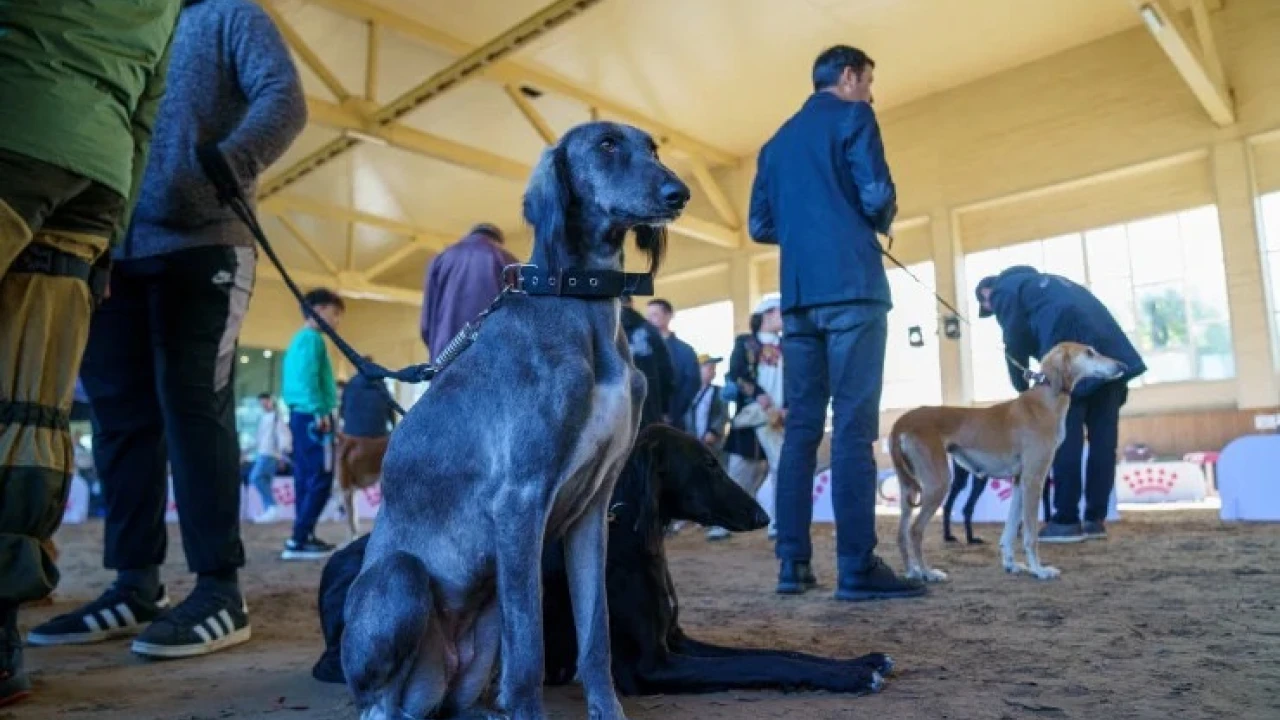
[
  {"left": 889, "top": 342, "right": 1127, "bottom": 581},
  {"left": 334, "top": 433, "right": 389, "bottom": 541}
]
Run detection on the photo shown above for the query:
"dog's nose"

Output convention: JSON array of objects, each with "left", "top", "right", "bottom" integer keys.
[{"left": 660, "top": 180, "right": 690, "bottom": 211}]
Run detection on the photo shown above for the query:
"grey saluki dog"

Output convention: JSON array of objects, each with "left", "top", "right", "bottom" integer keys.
[{"left": 341, "top": 122, "right": 690, "bottom": 720}]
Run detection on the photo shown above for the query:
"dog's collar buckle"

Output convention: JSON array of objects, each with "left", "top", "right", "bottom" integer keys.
[
  {"left": 512, "top": 265, "right": 654, "bottom": 299},
  {"left": 1024, "top": 369, "right": 1047, "bottom": 385}
]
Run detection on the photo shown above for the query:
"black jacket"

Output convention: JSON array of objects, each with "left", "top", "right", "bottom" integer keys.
[
  {"left": 621, "top": 307, "right": 674, "bottom": 428},
  {"left": 682, "top": 384, "right": 728, "bottom": 449},
  {"left": 988, "top": 265, "right": 1147, "bottom": 397},
  {"left": 723, "top": 333, "right": 766, "bottom": 459},
  {"left": 749, "top": 92, "right": 896, "bottom": 312},
  {"left": 339, "top": 374, "right": 395, "bottom": 438}
]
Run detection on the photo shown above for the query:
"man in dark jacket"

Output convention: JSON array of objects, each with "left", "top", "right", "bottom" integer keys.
[
  {"left": 976, "top": 265, "right": 1146, "bottom": 543},
  {"left": 621, "top": 296, "right": 675, "bottom": 428},
  {"left": 421, "top": 223, "right": 518, "bottom": 359},
  {"left": 0, "top": 0, "right": 179, "bottom": 704},
  {"left": 37, "top": 0, "right": 307, "bottom": 660},
  {"left": 340, "top": 364, "right": 396, "bottom": 439},
  {"left": 646, "top": 299, "right": 701, "bottom": 432},
  {"left": 750, "top": 45, "right": 922, "bottom": 602}
]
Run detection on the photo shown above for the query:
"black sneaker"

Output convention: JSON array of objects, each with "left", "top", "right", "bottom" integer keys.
[
  {"left": 836, "top": 557, "right": 927, "bottom": 602},
  {"left": 131, "top": 587, "right": 250, "bottom": 659},
  {"left": 1039, "top": 522, "right": 1086, "bottom": 544},
  {"left": 27, "top": 584, "right": 170, "bottom": 646},
  {"left": 776, "top": 561, "right": 818, "bottom": 595},
  {"left": 1, "top": 609, "right": 30, "bottom": 708},
  {"left": 1082, "top": 521, "right": 1108, "bottom": 540},
  {"left": 282, "top": 536, "right": 335, "bottom": 561}
]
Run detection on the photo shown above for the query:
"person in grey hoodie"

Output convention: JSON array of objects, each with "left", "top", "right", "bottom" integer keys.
[{"left": 33, "top": 0, "right": 307, "bottom": 660}]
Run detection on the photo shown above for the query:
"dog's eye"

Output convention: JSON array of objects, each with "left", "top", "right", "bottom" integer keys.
[{"left": 599, "top": 137, "right": 618, "bottom": 153}]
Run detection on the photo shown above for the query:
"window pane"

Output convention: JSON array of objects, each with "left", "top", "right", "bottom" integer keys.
[
  {"left": 882, "top": 263, "right": 943, "bottom": 410},
  {"left": 1042, "top": 233, "right": 1086, "bottom": 283},
  {"left": 1090, "top": 276, "right": 1138, "bottom": 333},
  {"left": 1261, "top": 192, "right": 1280, "bottom": 252},
  {"left": 1132, "top": 283, "right": 1193, "bottom": 383},
  {"left": 1127, "top": 214, "right": 1184, "bottom": 286},
  {"left": 1085, "top": 225, "right": 1129, "bottom": 280}
]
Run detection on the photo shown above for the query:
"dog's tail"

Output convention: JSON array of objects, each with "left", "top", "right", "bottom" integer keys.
[
  {"left": 342, "top": 550, "right": 437, "bottom": 715},
  {"left": 888, "top": 432, "right": 922, "bottom": 509}
]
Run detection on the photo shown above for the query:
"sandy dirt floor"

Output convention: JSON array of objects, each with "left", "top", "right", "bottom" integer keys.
[{"left": 11, "top": 510, "right": 1279, "bottom": 720}]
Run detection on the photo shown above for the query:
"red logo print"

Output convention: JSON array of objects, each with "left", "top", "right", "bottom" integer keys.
[
  {"left": 990, "top": 478, "right": 1015, "bottom": 501},
  {"left": 1122, "top": 466, "right": 1177, "bottom": 496},
  {"left": 813, "top": 471, "right": 831, "bottom": 502}
]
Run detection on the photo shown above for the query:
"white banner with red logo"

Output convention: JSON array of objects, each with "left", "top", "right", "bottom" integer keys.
[
  {"left": 61, "top": 475, "right": 386, "bottom": 526},
  {"left": 1115, "top": 462, "right": 1206, "bottom": 504}
]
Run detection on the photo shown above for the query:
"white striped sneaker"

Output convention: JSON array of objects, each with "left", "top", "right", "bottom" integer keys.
[
  {"left": 131, "top": 588, "right": 250, "bottom": 659},
  {"left": 27, "top": 585, "right": 170, "bottom": 647}
]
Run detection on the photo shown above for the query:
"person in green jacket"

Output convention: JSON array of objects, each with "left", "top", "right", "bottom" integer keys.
[
  {"left": 281, "top": 288, "right": 346, "bottom": 561},
  {"left": 0, "top": 0, "right": 180, "bottom": 707}
]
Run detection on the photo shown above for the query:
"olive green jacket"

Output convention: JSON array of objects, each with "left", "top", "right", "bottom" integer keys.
[{"left": 0, "top": 0, "right": 181, "bottom": 241}]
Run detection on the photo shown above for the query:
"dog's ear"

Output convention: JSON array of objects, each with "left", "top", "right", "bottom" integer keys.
[
  {"left": 1041, "top": 346, "right": 1077, "bottom": 394},
  {"left": 633, "top": 225, "right": 667, "bottom": 275},
  {"left": 523, "top": 144, "right": 572, "bottom": 251}
]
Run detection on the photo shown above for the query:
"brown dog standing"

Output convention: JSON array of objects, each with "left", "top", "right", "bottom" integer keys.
[
  {"left": 889, "top": 342, "right": 1127, "bottom": 581},
  {"left": 333, "top": 433, "right": 388, "bottom": 541}
]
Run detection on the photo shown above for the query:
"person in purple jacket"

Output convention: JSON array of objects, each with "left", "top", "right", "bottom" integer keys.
[{"left": 420, "top": 223, "right": 518, "bottom": 359}]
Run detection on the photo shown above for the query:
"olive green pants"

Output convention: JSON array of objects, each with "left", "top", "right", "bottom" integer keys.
[{"left": 0, "top": 149, "right": 121, "bottom": 605}]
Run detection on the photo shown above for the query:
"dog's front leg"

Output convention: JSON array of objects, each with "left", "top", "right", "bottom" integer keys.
[
  {"left": 1000, "top": 482, "right": 1027, "bottom": 575},
  {"left": 494, "top": 497, "right": 549, "bottom": 720},
  {"left": 564, "top": 490, "right": 628, "bottom": 720},
  {"left": 1020, "top": 465, "right": 1059, "bottom": 580}
]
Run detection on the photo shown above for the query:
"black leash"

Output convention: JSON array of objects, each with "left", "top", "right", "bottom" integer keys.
[
  {"left": 874, "top": 236, "right": 1044, "bottom": 385},
  {"left": 199, "top": 146, "right": 482, "bottom": 416},
  {"left": 197, "top": 145, "right": 656, "bottom": 416}
]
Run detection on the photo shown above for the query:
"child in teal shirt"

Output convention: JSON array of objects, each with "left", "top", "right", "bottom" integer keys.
[{"left": 281, "top": 289, "right": 345, "bottom": 560}]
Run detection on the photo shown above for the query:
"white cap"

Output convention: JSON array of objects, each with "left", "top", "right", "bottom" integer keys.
[{"left": 753, "top": 293, "right": 781, "bottom": 315}]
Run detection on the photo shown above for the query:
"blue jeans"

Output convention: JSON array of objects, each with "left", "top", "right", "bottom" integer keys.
[
  {"left": 290, "top": 412, "right": 333, "bottom": 543},
  {"left": 1051, "top": 381, "right": 1128, "bottom": 524},
  {"left": 249, "top": 455, "right": 277, "bottom": 509},
  {"left": 774, "top": 302, "right": 888, "bottom": 574}
]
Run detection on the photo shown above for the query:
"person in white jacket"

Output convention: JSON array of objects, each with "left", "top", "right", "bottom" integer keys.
[{"left": 250, "top": 393, "right": 291, "bottom": 523}]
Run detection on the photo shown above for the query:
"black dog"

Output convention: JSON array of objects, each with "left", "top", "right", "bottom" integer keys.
[
  {"left": 942, "top": 460, "right": 988, "bottom": 545},
  {"left": 315, "top": 425, "right": 890, "bottom": 696}
]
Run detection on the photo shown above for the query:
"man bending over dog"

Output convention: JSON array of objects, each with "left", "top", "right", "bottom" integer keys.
[
  {"left": 976, "top": 266, "right": 1146, "bottom": 543},
  {"left": 749, "top": 44, "right": 923, "bottom": 601}
]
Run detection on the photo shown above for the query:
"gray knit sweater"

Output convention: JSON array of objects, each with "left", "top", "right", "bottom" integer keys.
[{"left": 119, "top": 0, "right": 306, "bottom": 260}]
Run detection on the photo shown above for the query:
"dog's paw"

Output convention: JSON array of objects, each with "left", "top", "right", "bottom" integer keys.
[
  {"left": 869, "top": 670, "right": 886, "bottom": 694},
  {"left": 1004, "top": 561, "right": 1029, "bottom": 575},
  {"left": 1032, "top": 565, "right": 1061, "bottom": 580},
  {"left": 923, "top": 568, "right": 948, "bottom": 583}
]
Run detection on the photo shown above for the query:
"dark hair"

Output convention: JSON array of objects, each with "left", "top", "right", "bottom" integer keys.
[
  {"left": 813, "top": 45, "right": 874, "bottom": 92},
  {"left": 749, "top": 312, "right": 763, "bottom": 335},
  {"left": 302, "top": 288, "right": 345, "bottom": 315},
  {"left": 470, "top": 222, "right": 504, "bottom": 244},
  {"left": 257, "top": 392, "right": 272, "bottom": 401},
  {"left": 647, "top": 299, "right": 674, "bottom": 315}
]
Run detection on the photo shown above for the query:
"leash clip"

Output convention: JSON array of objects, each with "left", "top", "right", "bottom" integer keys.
[{"left": 1024, "top": 369, "right": 1047, "bottom": 385}]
